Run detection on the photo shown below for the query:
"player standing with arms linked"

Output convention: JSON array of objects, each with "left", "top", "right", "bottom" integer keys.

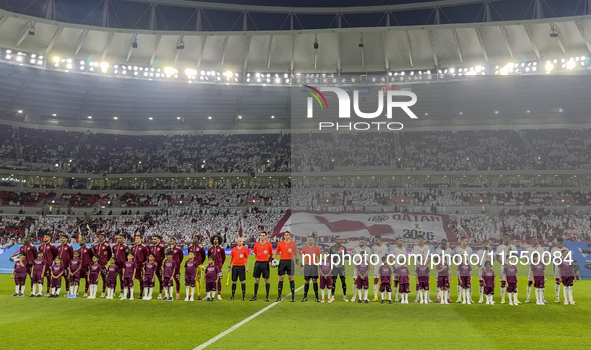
[
  {"left": 112, "top": 234, "right": 129, "bottom": 298},
  {"left": 92, "top": 233, "right": 112, "bottom": 298},
  {"left": 149, "top": 235, "right": 165, "bottom": 300},
  {"left": 250, "top": 231, "right": 273, "bottom": 301},
  {"left": 19, "top": 237, "right": 37, "bottom": 295},
  {"left": 188, "top": 236, "right": 206, "bottom": 300},
  {"left": 208, "top": 235, "right": 226, "bottom": 301},
  {"left": 476, "top": 240, "right": 493, "bottom": 304},
  {"left": 39, "top": 233, "right": 58, "bottom": 297},
  {"left": 412, "top": 235, "right": 431, "bottom": 303},
  {"left": 496, "top": 234, "right": 519, "bottom": 304},
  {"left": 434, "top": 239, "right": 453, "bottom": 303},
  {"left": 328, "top": 235, "right": 348, "bottom": 302},
  {"left": 350, "top": 235, "right": 368, "bottom": 302},
  {"left": 370, "top": 235, "right": 388, "bottom": 302},
  {"left": 272, "top": 231, "right": 298, "bottom": 302},
  {"left": 165, "top": 237, "right": 184, "bottom": 300},
  {"left": 131, "top": 235, "right": 148, "bottom": 299},
  {"left": 78, "top": 237, "right": 94, "bottom": 297},
  {"left": 550, "top": 237, "right": 567, "bottom": 303},
  {"left": 524, "top": 237, "right": 546, "bottom": 304},
  {"left": 454, "top": 237, "right": 472, "bottom": 303},
  {"left": 390, "top": 237, "right": 407, "bottom": 302},
  {"left": 57, "top": 235, "right": 74, "bottom": 297}
]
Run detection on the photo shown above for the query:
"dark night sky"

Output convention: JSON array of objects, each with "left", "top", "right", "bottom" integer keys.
[{"left": 0, "top": 0, "right": 585, "bottom": 31}]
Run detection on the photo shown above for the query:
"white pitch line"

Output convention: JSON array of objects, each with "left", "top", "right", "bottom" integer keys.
[{"left": 193, "top": 285, "right": 305, "bottom": 350}]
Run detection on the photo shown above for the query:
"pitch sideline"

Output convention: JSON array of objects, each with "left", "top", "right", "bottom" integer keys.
[{"left": 193, "top": 285, "right": 305, "bottom": 350}]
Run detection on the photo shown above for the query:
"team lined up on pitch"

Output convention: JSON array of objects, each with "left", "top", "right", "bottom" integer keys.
[{"left": 11, "top": 231, "right": 579, "bottom": 306}]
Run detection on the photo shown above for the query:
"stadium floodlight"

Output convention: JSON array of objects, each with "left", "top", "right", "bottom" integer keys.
[
  {"left": 500, "top": 67, "right": 508, "bottom": 75},
  {"left": 208, "top": 116, "right": 212, "bottom": 119},
  {"left": 6, "top": 54, "right": 11, "bottom": 59},
  {"left": 149, "top": 117, "right": 153, "bottom": 120},
  {"left": 238, "top": 115, "right": 242, "bottom": 119},
  {"left": 53, "top": 56, "right": 60, "bottom": 63},
  {"left": 66, "top": 64, "right": 72, "bottom": 69},
  {"left": 87, "top": 116, "right": 92, "bottom": 119},
  {"left": 185, "top": 68, "right": 197, "bottom": 78},
  {"left": 475, "top": 65, "right": 483, "bottom": 73},
  {"left": 177, "top": 117, "right": 181, "bottom": 120},
  {"left": 225, "top": 71, "right": 232, "bottom": 78},
  {"left": 52, "top": 113, "right": 56, "bottom": 117},
  {"left": 566, "top": 60, "right": 576, "bottom": 69},
  {"left": 545, "top": 62, "right": 554, "bottom": 72},
  {"left": 271, "top": 115, "right": 275, "bottom": 118},
  {"left": 255, "top": 72, "right": 261, "bottom": 77},
  {"left": 114, "top": 116, "right": 118, "bottom": 120},
  {"left": 495, "top": 111, "right": 499, "bottom": 114},
  {"left": 17, "top": 110, "right": 22, "bottom": 114},
  {"left": 100, "top": 62, "right": 109, "bottom": 73},
  {"left": 275, "top": 78, "right": 280, "bottom": 83},
  {"left": 527, "top": 110, "right": 531, "bottom": 113}
]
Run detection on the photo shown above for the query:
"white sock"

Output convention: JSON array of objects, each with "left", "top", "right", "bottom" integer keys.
[
  {"left": 143, "top": 288, "right": 148, "bottom": 297},
  {"left": 51, "top": 287, "right": 56, "bottom": 295},
  {"left": 436, "top": 287, "right": 440, "bottom": 299},
  {"left": 37, "top": 284, "right": 42, "bottom": 294},
  {"left": 124, "top": 287, "right": 128, "bottom": 297},
  {"left": 394, "top": 288, "right": 399, "bottom": 301},
  {"left": 357, "top": 289, "right": 362, "bottom": 300},
  {"left": 501, "top": 287, "right": 506, "bottom": 299},
  {"left": 555, "top": 284, "right": 560, "bottom": 299},
  {"left": 381, "top": 292, "right": 384, "bottom": 300},
  {"left": 130, "top": 288, "right": 134, "bottom": 298},
  {"left": 186, "top": 286, "right": 190, "bottom": 297},
  {"left": 373, "top": 284, "right": 378, "bottom": 298},
  {"left": 562, "top": 286, "right": 567, "bottom": 302},
  {"left": 387, "top": 291, "right": 391, "bottom": 300},
  {"left": 15, "top": 285, "right": 20, "bottom": 294},
  {"left": 569, "top": 286, "right": 574, "bottom": 302},
  {"left": 191, "top": 287, "right": 195, "bottom": 297},
  {"left": 526, "top": 284, "right": 532, "bottom": 299},
  {"left": 479, "top": 286, "right": 483, "bottom": 298},
  {"left": 74, "top": 285, "right": 79, "bottom": 295},
  {"left": 32, "top": 284, "right": 37, "bottom": 295},
  {"left": 425, "top": 289, "right": 429, "bottom": 300},
  {"left": 169, "top": 287, "right": 174, "bottom": 297},
  {"left": 419, "top": 289, "right": 424, "bottom": 302},
  {"left": 149, "top": 288, "right": 153, "bottom": 298},
  {"left": 352, "top": 285, "right": 357, "bottom": 298},
  {"left": 165, "top": 288, "right": 169, "bottom": 298},
  {"left": 363, "top": 289, "right": 368, "bottom": 301},
  {"left": 56, "top": 288, "right": 60, "bottom": 296},
  {"left": 328, "top": 289, "right": 332, "bottom": 300},
  {"left": 321, "top": 289, "right": 325, "bottom": 299}
]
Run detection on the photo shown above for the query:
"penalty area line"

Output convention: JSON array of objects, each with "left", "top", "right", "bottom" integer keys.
[{"left": 193, "top": 285, "right": 305, "bottom": 350}]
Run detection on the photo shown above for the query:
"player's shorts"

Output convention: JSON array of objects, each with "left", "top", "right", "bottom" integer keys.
[
  {"left": 31, "top": 273, "right": 43, "bottom": 284},
  {"left": 163, "top": 277, "right": 173, "bottom": 287},
  {"left": 134, "top": 267, "right": 143, "bottom": 280},
  {"left": 331, "top": 266, "right": 346, "bottom": 278},
  {"left": 379, "top": 283, "right": 392, "bottom": 293},
  {"left": 185, "top": 277, "right": 196, "bottom": 287},
  {"left": 80, "top": 266, "right": 89, "bottom": 279},
  {"left": 437, "top": 276, "right": 449, "bottom": 289},
  {"left": 144, "top": 275, "right": 155, "bottom": 288},
  {"left": 51, "top": 277, "right": 62, "bottom": 288},
  {"left": 355, "top": 277, "right": 369, "bottom": 289},
  {"left": 232, "top": 266, "right": 246, "bottom": 282},
  {"left": 562, "top": 276, "right": 574, "bottom": 287},
  {"left": 253, "top": 261, "right": 270, "bottom": 279},
  {"left": 70, "top": 273, "right": 80, "bottom": 283},
  {"left": 534, "top": 277, "right": 545, "bottom": 289},
  {"left": 304, "top": 265, "right": 318, "bottom": 280},
  {"left": 418, "top": 281, "right": 429, "bottom": 290},
  {"left": 483, "top": 286, "right": 494, "bottom": 295},
  {"left": 14, "top": 276, "right": 26, "bottom": 285},
  {"left": 106, "top": 278, "right": 117, "bottom": 288},
  {"left": 122, "top": 276, "right": 134, "bottom": 287},
  {"left": 506, "top": 282, "right": 517, "bottom": 293},
  {"left": 205, "top": 281, "right": 216, "bottom": 292},
  {"left": 459, "top": 276, "right": 471, "bottom": 289},
  {"left": 88, "top": 273, "right": 99, "bottom": 285},
  {"left": 398, "top": 283, "right": 410, "bottom": 294},
  {"left": 319, "top": 276, "right": 333, "bottom": 289},
  {"left": 278, "top": 260, "right": 294, "bottom": 276}
]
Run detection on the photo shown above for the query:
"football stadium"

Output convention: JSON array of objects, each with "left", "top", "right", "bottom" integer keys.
[{"left": 1, "top": 0, "right": 591, "bottom": 348}]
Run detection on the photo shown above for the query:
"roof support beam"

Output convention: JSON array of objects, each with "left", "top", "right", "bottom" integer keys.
[
  {"left": 359, "top": 34, "right": 365, "bottom": 71},
  {"left": 405, "top": 31, "right": 413, "bottom": 68},
  {"left": 174, "top": 35, "right": 184, "bottom": 64},
  {"left": 197, "top": 36, "right": 208, "bottom": 70},
  {"left": 500, "top": 26, "right": 514, "bottom": 58},
  {"left": 266, "top": 35, "right": 274, "bottom": 70},
  {"left": 45, "top": 26, "right": 64, "bottom": 56},
  {"left": 523, "top": 24, "right": 541, "bottom": 59},
  {"left": 101, "top": 0, "right": 110, "bottom": 27},
  {"left": 149, "top": 35, "right": 161, "bottom": 65},
  {"left": 290, "top": 34, "right": 295, "bottom": 72},
  {"left": 575, "top": 21, "right": 591, "bottom": 53},
  {"left": 336, "top": 33, "right": 341, "bottom": 73},
  {"left": 0, "top": 15, "right": 9, "bottom": 30},
  {"left": 16, "top": 21, "right": 35, "bottom": 47},
  {"left": 381, "top": 32, "right": 389, "bottom": 71},
  {"left": 428, "top": 30, "right": 438, "bottom": 68},
  {"left": 242, "top": 35, "right": 252, "bottom": 72},
  {"left": 126, "top": 34, "right": 137, "bottom": 62},
  {"left": 451, "top": 28, "right": 463, "bottom": 64},
  {"left": 475, "top": 27, "right": 489, "bottom": 63},
  {"left": 101, "top": 32, "right": 115, "bottom": 61},
  {"left": 314, "top": 34, "right": 318, "bottom": 71},
  {"left": 550, "top": 23, "right": 566, "bottom": 54},
  {"left": 220, "top": 36, "right": 229, "bottom": 68},
  {"left": 75, "top": 29, "right": 89, "bottom": 55}
]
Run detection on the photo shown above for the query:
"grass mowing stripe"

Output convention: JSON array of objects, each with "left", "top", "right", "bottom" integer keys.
[{"left": 193, "top": 285, "right": 305, "bottom": 350}]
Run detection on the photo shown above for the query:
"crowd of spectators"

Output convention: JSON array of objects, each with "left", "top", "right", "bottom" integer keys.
[{"left": 0, "top": 126, "right": 15, "bottom": 161}]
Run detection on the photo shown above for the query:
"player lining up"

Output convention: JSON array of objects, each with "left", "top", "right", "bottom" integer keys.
[
  {"left": 318, "top": 248, "right": 333, "bottom": 303},
  {"left": 378, "top": 256, "right": 393, "bottom": 304}
]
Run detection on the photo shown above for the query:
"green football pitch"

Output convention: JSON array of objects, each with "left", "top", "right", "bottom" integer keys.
[{"left": 1, "top": 261, "right": 589, "bottom": 350}]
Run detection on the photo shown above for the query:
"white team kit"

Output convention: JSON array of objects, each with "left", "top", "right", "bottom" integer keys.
[
  {"left": 496, "top": 244, "right": 517, "bottom": 280},
  {"left": 526, "top": 245, "right": 545, "bottom": 280},
  {"left": 411, "top": 244, "right": 430, "bottom": 266},
  {"left": 550, "top": 245, "right": 566, "bottom": 278},
  {"left": 371, "top": 243, "right": 389, "bottom": 278},
  {"left": 434, "top": 246, "right": 453, "bottom": 272},
  {"left": 390, "top": 245, "right": 407, "bottom": 269}
]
